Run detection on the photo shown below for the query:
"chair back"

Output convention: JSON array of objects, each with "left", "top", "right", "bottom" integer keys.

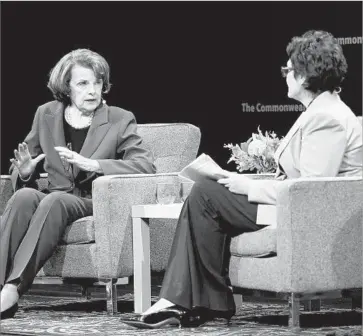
[{"left": 137, "top": 123, "right": 201, "bottom": 173}]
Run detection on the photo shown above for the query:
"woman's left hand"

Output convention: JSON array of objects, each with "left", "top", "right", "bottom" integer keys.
[
  {"left": 54, "top": 146, "right": 102, "bottom": 173},
  {"left": 217, "top": 174, "right": 252, "bottom": 195}
]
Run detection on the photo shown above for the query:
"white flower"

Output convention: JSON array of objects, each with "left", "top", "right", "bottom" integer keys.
[
  {"left": 247, "top": 139, "right": 267, "bottom": 156},
  {"left": 225, "top": 127, "right": 282, "bottom": 173}
]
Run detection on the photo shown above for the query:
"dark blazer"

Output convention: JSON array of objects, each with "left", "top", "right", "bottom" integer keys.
[{"left": 10, "top": 101, "right": 156, "bottom": 197}]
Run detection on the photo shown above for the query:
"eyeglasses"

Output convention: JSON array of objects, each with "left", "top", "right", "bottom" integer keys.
[{"left": 281, "top": 66, "right": 294, "bottom": 78}]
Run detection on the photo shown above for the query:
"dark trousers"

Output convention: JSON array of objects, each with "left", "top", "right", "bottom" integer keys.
[
  {"left": 160, "top": 178, "right": 260, "bottom": 314},
  {"left": 0, "top": 188, "right": 93, "bottom": 295}
]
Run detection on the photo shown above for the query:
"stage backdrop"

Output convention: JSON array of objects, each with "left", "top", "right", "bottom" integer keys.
[{"left": 1, "top": 2, "right": 362, "bottom": 174}]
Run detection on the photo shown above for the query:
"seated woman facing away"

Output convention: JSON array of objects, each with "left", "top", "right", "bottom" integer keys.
[
  {"left": 0, "top": 49, "right": 156, "bottom": 319},
  {"left": 122, "top": 30, "right": 362, "bottom": 329}
]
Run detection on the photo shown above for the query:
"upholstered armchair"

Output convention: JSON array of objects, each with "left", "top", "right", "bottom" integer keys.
[
  {"left": 230, "top": 171, "right": 362, "bottom": 327},
  {"left": 0, "top": 123, "right": 201, "bottom": 314}
]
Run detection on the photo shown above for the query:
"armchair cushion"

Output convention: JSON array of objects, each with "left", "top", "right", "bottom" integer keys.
[
  {"left": 60, "top": 216, "right": 95, "bottom": 245},
  {"left": 231, "top": 226, "right": 277, "bottom": 257}
]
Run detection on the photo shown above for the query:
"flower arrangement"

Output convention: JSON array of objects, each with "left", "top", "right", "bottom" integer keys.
[{"left": 224, "top": 127, "right": 283, "bottom": 174}]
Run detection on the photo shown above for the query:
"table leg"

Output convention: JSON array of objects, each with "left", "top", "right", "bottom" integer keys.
[{"left": 132, "top": 217, "right": 151, "bottom": 314}]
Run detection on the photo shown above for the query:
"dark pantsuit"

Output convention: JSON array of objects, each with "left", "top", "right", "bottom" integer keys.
[
  {"left": 160, "top": 178, "right": 260, "bottom": 314},
  {"left": 0, "top": 188, "right": 93, "bottom": 295}
]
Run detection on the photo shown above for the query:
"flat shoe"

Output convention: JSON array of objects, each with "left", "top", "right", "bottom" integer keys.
[
  {"left": 121, "top": 316, "right": 180, "bottom": 329},
  {"left": 121, "top": 305, "right": 189, "bottom": 329}
]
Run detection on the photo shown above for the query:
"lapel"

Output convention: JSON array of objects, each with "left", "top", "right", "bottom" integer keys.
[
  {"left": 274, "top": 113, "right": 304, "bottom": 164},
  {"left": 45, "top": 102, "right": 68, "bottom": 171},
  {"left": 73, "top": 103, "right": 111, "bottom": 177},
  {"left": 45, "top": 101, "right": 67, "bottom": 147}
]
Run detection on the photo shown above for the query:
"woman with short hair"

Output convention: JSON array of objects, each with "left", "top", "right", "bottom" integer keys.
[
  {"left": 122, "top": 30, "right": 362, "bottom": 329},
  {"left": 0, "top": 49, "right": 156, "bottom": 319}
]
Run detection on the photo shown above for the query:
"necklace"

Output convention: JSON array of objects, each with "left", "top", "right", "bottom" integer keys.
[{"left": 65, "top": 106, "right": 95, "bottom": 129}]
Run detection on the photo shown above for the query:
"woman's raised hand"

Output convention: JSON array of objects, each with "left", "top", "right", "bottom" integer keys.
[{"left": 10, "top": 142, "right": 46, "bottom": 179}]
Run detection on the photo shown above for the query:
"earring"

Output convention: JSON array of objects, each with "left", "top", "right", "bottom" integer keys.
[{"left": 335, "top": 87, "right": 342, "bottom": 94}]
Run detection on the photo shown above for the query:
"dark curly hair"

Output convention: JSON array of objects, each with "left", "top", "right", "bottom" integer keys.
[{"left": 286, "top": 30, "right": 348, "bottom": 93}]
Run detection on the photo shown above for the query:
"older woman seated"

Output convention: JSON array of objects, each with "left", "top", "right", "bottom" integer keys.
[
  {"left": 122, "top": 30, "right": 362, "bottom": 329},
  {"left": 0, "top": 49, "right": 156, "bottom": 319}
]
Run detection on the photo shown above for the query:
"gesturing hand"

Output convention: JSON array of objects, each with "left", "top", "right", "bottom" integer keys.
[
  {"left": 10, "top": 142, "right": 46, "bottom": 179},
  {"left": 54, "top": 146, "right": 101, "bottom": 173},
  {"left": 217, "top": 173, "right": 252, "bottom": 195}
]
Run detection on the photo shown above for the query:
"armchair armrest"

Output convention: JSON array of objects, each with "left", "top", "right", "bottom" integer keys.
[
  {"left": 0, "top": 175, "right": 13, "bottom": 215},
  {"left": 92, "top": 172, "right": 182, "bottom": 279},
  {"left": 243, "top": 173, "right": 275, "bottom": 180},
  {"left": 0, "top": 174, "right": 49, "bottom": 215},
  {"left": 275, "top": 176, "right": 362, "bottom": 292}
]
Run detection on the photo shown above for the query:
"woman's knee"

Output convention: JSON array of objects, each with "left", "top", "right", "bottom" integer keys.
[
  {"left": 1, "top": 188, "right": 43, "bottom": 230},
  {"left": 38, "top": 191, "right": 67, "bottom": 208},
  {"left": 9, "top": 188, "right": 42, "bottom": 208},
  {"left": 38, "top": 192, "right": 86, "bottom": 217},
  {"left": 189, "top": 179, "right": 221, "bottom": 201}
]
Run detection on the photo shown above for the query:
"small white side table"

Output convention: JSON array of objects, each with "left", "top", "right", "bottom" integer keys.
[{"left": 131, "top": 203, "right": 183, "bottom": 314}]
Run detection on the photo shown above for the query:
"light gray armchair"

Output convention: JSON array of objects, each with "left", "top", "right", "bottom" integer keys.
[
  {"left": 0, "top": 123, "right": 201, "bottom": 314},
  {"left": 230, "top": 116, "right": 362, "bottom": 327},
  {"left": 229, "top": 173, "right": 362, "bottom": 327}
]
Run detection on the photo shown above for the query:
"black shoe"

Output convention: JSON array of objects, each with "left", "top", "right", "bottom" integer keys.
[
  {"left": 189, "top": 307, "right": 235, "bottom": 325},
  {"left": 121, "top": 305, "right": 190, "bottom": 329},
  {"left": 1, "top": 303, "right": 18, "bottom": 320},
  {"left": 180, "top": 311, "right": 210, "bottom": 328}
]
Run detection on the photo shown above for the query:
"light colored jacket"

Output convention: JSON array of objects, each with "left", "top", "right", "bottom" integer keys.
[{"left": 248, "top": 91, "right": 362, "bottom": 205}]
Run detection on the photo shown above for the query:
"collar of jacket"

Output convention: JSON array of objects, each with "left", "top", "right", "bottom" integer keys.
[{"left": 304, "top": 90, "right": 341, "bottom": 114}]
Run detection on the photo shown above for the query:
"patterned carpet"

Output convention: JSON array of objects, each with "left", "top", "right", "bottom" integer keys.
[{"left": 1, "top": 290, "right": 362, "bottom": 336}]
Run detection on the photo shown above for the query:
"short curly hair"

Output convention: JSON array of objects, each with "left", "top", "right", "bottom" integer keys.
[
  {"left": 47, "top": 49, "right": 112, "bottom": 104},
  {"left": 286, "top": 30, "right": 348, "bottom": 93}
]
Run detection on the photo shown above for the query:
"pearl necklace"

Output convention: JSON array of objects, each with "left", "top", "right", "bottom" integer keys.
[{"left": 65, "top": 106, "right": 95, "bottom": 129}]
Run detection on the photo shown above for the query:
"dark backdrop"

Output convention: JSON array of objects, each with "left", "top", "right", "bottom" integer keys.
[{"left": 1, "top": 1, "right": 362, "bottom": 173}]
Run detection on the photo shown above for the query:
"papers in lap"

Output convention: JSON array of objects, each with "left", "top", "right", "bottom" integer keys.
[{"left": 178, "top": 153, "right": 228, "bottom": 182}]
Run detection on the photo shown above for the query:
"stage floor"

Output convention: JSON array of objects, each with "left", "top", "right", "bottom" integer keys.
[{"left": 1, "top": 282, "right": 362, "bottom": 336}]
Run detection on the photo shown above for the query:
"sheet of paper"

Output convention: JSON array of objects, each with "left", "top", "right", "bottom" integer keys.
[{"left": 179, "top": 154, "right": 228, "bottom": 182}]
